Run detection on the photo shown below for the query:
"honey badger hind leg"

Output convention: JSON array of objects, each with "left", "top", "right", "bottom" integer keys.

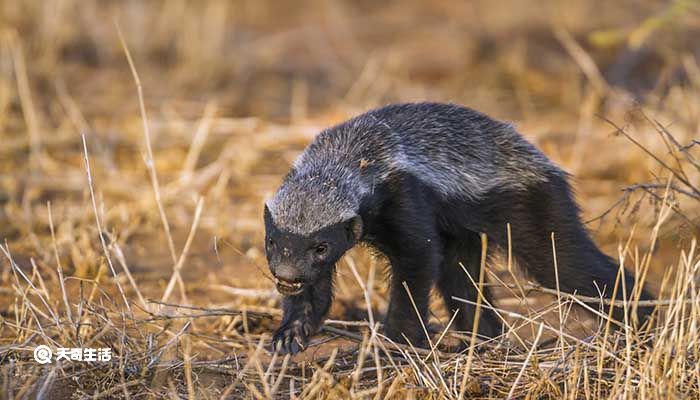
[
  {"left": 437, "top": 231, "right": 502, "bottom": 340},
  {"left": 474, "top": 172, "right": 656, "bottom": 327}
]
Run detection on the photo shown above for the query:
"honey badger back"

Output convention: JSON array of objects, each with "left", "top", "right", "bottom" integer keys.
[{"left": 264, "top": 102, "right": 654, "bottom": 353}]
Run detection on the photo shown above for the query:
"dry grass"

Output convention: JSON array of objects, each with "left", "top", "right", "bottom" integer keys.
[{"left": 1, "top": 1, "right": 700, "bottom": 398}]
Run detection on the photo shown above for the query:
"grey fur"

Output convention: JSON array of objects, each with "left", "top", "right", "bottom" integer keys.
[{"left": 267, "top": 102, "right": 563, "bottom": 235}]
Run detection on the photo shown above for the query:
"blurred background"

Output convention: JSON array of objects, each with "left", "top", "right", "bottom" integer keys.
[
  {"left": 2, "top": 1, "right": 700, "bottom": 397},
  {"left": 1, "top": 0, "right": 699, "bottom": 357}
]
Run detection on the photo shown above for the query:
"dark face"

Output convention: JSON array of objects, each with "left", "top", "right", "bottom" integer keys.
[{"left": 264, "top": 206, "right": 362, "bottom": 295}]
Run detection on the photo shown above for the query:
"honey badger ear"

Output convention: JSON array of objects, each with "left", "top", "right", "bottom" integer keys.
[
  {"left": 263, "top": 202, "right": 273, "bottom": 224},
  {"left": 346, "top": 216, "right": 363, "bottom": 242}
]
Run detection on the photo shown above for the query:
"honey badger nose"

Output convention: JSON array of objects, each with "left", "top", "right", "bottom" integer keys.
[{"left": 274, "top": 264, "right": 301, "bottom": 282}]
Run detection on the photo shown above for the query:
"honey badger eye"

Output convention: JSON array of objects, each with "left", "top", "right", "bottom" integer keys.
[
  {"left": 314, "top": 243, "right": 328, "bottom": 254},
  {"left": 267, "top": 238, "right": 274, "bottom": 246}
]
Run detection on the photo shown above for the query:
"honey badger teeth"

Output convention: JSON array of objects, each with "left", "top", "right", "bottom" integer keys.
[{"left": 274, "top": 278, "right": 304, "bottom": 295}]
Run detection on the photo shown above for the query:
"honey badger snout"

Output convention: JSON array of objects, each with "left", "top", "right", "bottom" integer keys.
[
  {"left": 272, "top": 263, "right": 300, "bottom": 281},
  {"left": 271, "top": 264, "right": 305, "bottom": 295}
]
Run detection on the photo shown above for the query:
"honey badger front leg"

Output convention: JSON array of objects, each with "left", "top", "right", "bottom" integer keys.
[
  {"left": 272, "top": 269, "right": 333, "bottom": 354},
  {"left": 369, "top": 174, "right": 444, "bottom": 346},
  {"left": 384, "top": 249, "right": 441, "bottom": 346}
]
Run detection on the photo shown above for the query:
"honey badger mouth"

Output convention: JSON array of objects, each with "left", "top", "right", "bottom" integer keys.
[{"left": 274, "top": 277, "right": 305, "bottom": 295}]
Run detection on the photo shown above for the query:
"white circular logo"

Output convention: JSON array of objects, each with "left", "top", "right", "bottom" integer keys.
[{"left": 34, "top": 345, "right": 53, "bottom": 364}]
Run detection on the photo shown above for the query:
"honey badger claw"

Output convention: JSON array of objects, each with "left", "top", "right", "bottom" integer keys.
[{"left": 272, "top": 321, "right": 312, "bottom": 354}]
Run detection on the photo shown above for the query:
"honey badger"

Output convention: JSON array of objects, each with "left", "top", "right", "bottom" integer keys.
[{"left": 264, "top": 102, "right": 653, "bottom": 354}]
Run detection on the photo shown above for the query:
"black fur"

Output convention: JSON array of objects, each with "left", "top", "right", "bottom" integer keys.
[{"left": 264, "top": 102, "right": 654, "bottom": 354}]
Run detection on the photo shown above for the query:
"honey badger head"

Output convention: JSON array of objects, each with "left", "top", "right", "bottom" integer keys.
[{"left": 264, "top": 173, "right": 363, "bottom": 295}]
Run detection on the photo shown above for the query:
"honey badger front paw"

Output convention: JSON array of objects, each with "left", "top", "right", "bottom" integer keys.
[{"left": 272, "top": 320, "right": 315, "bottom": 354}]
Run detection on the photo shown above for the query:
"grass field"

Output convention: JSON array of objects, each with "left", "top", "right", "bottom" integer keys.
[{"left": 1, "top": 1, "right": 700, "bottom": 398}]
